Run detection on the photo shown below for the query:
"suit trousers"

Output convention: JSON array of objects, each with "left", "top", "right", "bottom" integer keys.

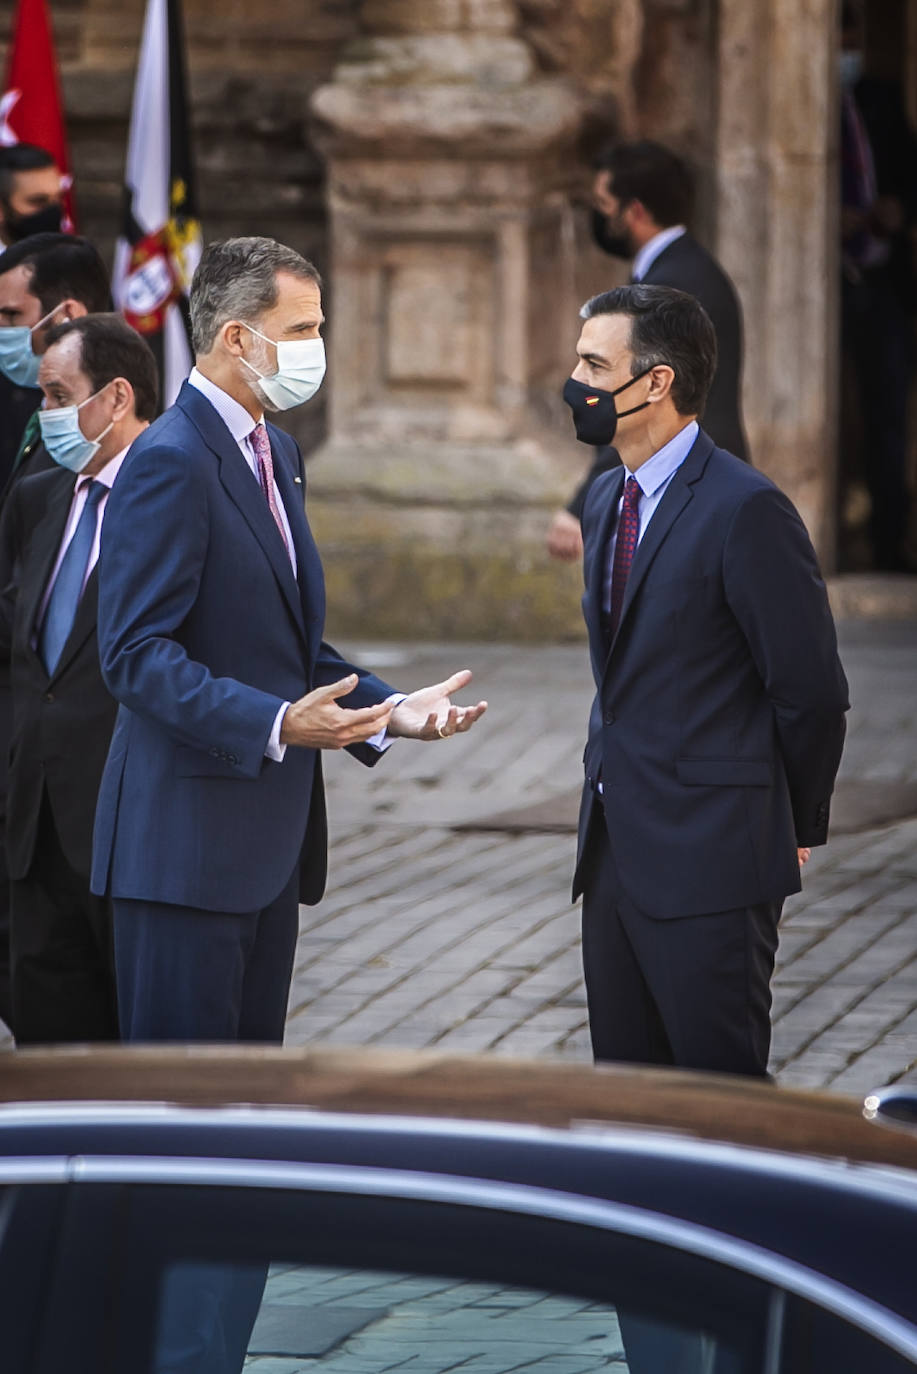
[
  {"left": 11, "top": 789, "right": 119, "bottom": 1045},
  {"left": 580, "top": 822, "right": 780, "bottom": 1077},
  {"left": 113, "top": 863, "right": 300, "bottom": 1043}
]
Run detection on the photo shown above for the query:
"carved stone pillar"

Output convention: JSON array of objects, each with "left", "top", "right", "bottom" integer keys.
[
  {"left": 308, "top": 0, "right": 586, "bottom": 639},
  {"left": 716, "top": 0, "right": 838, "bottom": 564}
]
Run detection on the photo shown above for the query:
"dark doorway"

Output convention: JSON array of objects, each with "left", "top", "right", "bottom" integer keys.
[{"left": 838, "top": 0, "right": 917, "bottom": 572}]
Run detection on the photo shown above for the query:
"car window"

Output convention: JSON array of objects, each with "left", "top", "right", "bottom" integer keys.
[
  {"left": 65, "top": 1182, "right": 917, "bottom": 1374},
  {"left": 157, "top": 1260, "right": 727, "bottom": 1374}
]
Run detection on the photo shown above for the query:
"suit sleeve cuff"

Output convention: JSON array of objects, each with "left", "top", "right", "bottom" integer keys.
[{"left": 266, "top": 703, "right": 290, "bottom": 762}]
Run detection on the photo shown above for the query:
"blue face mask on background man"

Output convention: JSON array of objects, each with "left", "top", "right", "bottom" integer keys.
[
  {"left": 39, "top": 387, "right": 113, "bottom": 473},
  {"left": 0, "top": 305, "right": 61, "bottom": 388}
]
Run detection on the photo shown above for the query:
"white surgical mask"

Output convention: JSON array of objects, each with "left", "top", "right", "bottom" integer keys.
[
  {"left": 240, "top": 323, "right": 326, "bottom": 411},
  {"left": 0, "top": 304, "right": 60, "bottom": 387},
  {"left": 39, "top": 387, "right": 114, "bottom": 473}
]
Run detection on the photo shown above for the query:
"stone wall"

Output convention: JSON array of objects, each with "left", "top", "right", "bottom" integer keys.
[{"left": 0, "top": 0, "right": 842, "bottom": 636}]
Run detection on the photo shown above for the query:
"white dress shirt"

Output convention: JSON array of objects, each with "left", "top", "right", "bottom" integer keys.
[
  {"left": 631, "top": 224, "right": 687, "bottom": 282},
  {"left": 603, "top": 420, "right": 698, "bottom": 612},
  {"left": 187, "top": 368, "right": 399, "bottom": 759},
  {"left": 36, "top": 444, "right": 130, "bottom": 630}
]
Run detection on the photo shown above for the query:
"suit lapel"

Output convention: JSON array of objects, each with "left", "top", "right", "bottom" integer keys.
[
  {"left": 19, "top": 474, "right": 76, "bottom": 670},
  {"left": 177, "top": 384, "right": 307, "bottom": 645},
  {"left": 585, "top": 466, "right": 624, "bottom": 651},
  {"left": 268, "top": 428, "right": 325, "bottom": 668}
]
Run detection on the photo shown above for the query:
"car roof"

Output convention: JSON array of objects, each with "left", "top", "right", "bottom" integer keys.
[{"left": 0, "top": 1045, "right": 914, "bottom": 1171}]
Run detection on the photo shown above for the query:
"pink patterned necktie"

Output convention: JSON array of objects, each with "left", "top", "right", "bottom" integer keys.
[
  {"left": 609, "top": 475, "right": 641, "bottom": 636},
  {"left": 250, "top": 422, "right": 291, "bottom": 561}
]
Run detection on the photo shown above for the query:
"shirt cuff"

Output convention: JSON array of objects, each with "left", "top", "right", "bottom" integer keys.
[
  {"left": 367, "top": 692, "right": 407, "bottom": 752},
  {"left": 266, "top": 703, "right": 289, "bottom": 762}
]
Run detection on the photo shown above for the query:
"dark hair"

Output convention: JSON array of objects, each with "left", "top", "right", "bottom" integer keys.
[
  {"left": 0, "top": 233, "right": 112, "bottom": 314},
  {"left": 581, "top": 283, "right": 717, "bottom": 416},
  {"left": 190, "top": 236, "right": 322, "bottom": 354},
  {"left": 591, "top": 140, "right": 694, "bottom": 229},
  {"left": 44, "top": 313, "right": 159, "bottom": 421},
  {"left": 0, "top": 143, "right": 57, "bottom": 200}
]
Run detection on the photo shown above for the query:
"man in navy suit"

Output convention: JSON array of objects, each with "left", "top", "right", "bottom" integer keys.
[
  {"left": 565, "top": 283, "right": 848, "bottom": 1078},
  {"left": 92, "top": 236, "right": 486, "bottom": 1045}
]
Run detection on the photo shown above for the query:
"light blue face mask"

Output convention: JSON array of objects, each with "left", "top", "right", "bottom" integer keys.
[
  {"left": 0, "top": 305, "right": 59, "bottom": 387},
  {"left": 38, "top": 388, "right": 113, "bottom": 474},
  {"left": 239, "top": 325, "right": 326, "bottom": 411}
]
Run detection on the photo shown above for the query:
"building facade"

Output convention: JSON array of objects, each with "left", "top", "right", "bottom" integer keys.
[{"left": 8, "top": 0, "right": 914, "bottom": 635}]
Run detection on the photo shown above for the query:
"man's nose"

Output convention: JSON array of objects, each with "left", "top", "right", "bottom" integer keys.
[{"left": 571, "top": 361, "right": 588, "bottom": 383}]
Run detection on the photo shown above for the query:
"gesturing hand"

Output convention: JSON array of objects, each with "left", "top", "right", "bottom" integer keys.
[
  {"left": 546, "top": 509, "right": 584, "bottom": 562},
  {"left": 387, "top": 669, "right": 488, "bottom": 741},
  {"left": 280, "top": 674, "right": 394, "bottom": 750}
]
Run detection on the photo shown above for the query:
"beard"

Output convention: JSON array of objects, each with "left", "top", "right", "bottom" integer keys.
[
  {"left": 242, "top": 336, "right": 281, "bottom": 411},
  {"left": 591, "top": 209, "right": 635, "bottom": 260}
]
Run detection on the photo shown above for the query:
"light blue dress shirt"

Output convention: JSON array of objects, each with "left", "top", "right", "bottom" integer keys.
[
  {"left": 603, "top": 420, "right": 698, "bottom": 612},
  {"left": 631, "top": 224, "right": 687, "bottom": 282}
]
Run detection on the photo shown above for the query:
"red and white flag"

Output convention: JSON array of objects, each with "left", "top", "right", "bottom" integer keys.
[{"left": 1, "top": 0, "right": 76, "bottom": 229}]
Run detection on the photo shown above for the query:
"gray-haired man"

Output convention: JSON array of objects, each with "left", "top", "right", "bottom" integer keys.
[{"left": 91, "top": 236, "right": 486, "bottom": 1051}]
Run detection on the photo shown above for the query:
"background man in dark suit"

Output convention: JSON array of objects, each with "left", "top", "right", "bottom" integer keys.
[
  {"left": 0, "top": 234, "right": 111, "bottom": 1032},
  {"left": 547, "top": 140, "right": 748, "bottom": 561},
  {"left": 0, "top": 234, "right": 112, "bottom": 494},
  {"left": 0, "top": 313, "right": 156, "bottom": 1043},
  {"left": 566, "top": 283, "right": 848, "bottom": 1078},
  {"left": 0, "top": 141, "right": 70, "bottom": 500},
  {"left": 92, "top": 236, "right": 486, "bottom": 1047}
]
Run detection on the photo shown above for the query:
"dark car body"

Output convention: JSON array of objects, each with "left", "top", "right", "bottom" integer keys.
[{"left": 0, "top": 1046, "right": 915, "bottom": 1374}]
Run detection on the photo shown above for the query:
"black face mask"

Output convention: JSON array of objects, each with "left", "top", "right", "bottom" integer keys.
[
  {"left": 2, "top": 200, "right": 63, "bottom": 243},
  {"left": 590, "top": 209, "right": 633, "bottom": 260},
  {"left": 563, "top": 369, "right": 653, "bottom": 446}
]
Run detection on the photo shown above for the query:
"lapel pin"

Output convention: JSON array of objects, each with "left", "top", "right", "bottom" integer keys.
[{"left": 294, "top": 477, "right": 302, "bottom": 485}]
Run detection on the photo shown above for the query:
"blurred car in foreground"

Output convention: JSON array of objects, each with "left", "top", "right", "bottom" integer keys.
[{"left": 0, "top": 1047, "right": 915, "bottom": 1373}]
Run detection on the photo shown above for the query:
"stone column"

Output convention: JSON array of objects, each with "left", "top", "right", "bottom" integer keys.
[
  {"left": 716, "top": 0, "right": 838, "bottom": 564},
  {"left": 308, "top": 0, "right": 587, "bottom": 639}
]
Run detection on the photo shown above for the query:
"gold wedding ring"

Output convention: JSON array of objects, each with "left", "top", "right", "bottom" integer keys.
[{"left": 436, "top": 724, "right": 448, "bottom": 739}]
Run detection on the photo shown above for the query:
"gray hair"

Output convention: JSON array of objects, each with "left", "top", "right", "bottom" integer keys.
[{"left": 189, "top": 236, "right": 322, "bottom": 355}]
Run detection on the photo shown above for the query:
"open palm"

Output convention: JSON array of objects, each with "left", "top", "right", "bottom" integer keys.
[{"left": 387, "top": 669, "right": 488, "bottom": 741}]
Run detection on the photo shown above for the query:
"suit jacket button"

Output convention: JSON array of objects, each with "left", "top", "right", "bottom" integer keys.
[
  {"left": 44, "top": 692, "right": 54, "bottom": 703},
  {"left": 604, "top": 709, "right": 615, "bottom": 725},
  {"left": 209, "top": 748, "right": 219, "bottom": 757}
]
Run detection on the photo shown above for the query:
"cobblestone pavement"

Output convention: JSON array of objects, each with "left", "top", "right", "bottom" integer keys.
[
  {"left": 4, "top": 622, "right": 912, "bottom": 1097},
  {"left": 287, "top": 619, "right": 917, "bottom": 1098},
  {"left": 245, "top": 1266, "right": 627, "bottom": 1374}
]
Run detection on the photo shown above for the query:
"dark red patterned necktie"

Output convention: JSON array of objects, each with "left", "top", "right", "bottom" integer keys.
[{"left": 609, "top": 475, "right": 641, "bottom": 636}]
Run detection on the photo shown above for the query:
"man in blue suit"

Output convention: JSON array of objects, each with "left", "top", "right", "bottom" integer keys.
[
  {"left": 92, "top": 236, "right": 486, "bottom": 1045},
  {"left": 565, "top": 284, "right": 848, "bottom": 1078}
]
